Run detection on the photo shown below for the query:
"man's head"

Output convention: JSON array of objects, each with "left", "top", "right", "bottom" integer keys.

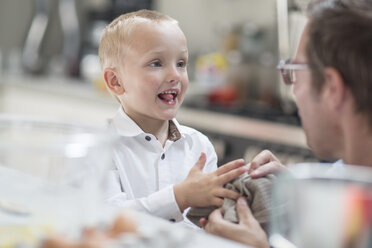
[
  {"left": 306, "top": 0, "right": 372, "bottom": 125},
  {"left": 99, "top": 10, "right": 189, "bottom": 124},
  {"left": 287, "top": 0, "right": 372, "bottom": 160}
]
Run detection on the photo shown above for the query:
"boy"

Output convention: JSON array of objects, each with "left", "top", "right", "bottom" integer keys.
[{"left": 99, "top": 10, "right": 248, "bottom": 225}]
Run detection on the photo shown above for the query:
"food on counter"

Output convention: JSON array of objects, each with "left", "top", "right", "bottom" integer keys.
[{"left": 41, "top": 212, "right": 137, "bottom": 248}]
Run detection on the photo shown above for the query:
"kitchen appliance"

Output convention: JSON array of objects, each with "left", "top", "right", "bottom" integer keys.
[
  {"left": 21, "top": 0, "right": 80, "bottom": 76},
  {"left": 21, "top": 0, "right": 50, "bottom": 74}
]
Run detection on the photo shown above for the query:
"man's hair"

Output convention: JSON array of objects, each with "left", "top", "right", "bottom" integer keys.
[
  {"left": 98, "top": 9, "right": 178, "bottom": 69},
  {"left": 306, "top": 0, "right": 372, "bottom": 124}
]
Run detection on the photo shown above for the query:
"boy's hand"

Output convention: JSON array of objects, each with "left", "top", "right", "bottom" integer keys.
[
  {"left": 200, "top": 197, "right": 269, "bottom": 248},
  {"left": 174, "top": 153, "right": 248, "bottom": 212},
  {"left": 248, "top": 150, "right": 287, "bottom": 178}
]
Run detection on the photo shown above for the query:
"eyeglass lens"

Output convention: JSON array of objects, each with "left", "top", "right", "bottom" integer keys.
[{"left": 281, "top": 68, "right": 295, "bottom": 85}]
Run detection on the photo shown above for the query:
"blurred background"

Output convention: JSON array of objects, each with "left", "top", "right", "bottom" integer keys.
[{"left": 0, "top": 0, "right": 317, "bottom": 165}]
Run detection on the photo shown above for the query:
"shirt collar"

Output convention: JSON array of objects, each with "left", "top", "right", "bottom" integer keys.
[
  {"left": 110, "top": 107, "right": 193, "bottom": 146},
  {"left": 109, "top": 107, "right": 144, "bottom": 137},
  {"left": 168, "top": 120, "right": 181, "bottom": 141}
]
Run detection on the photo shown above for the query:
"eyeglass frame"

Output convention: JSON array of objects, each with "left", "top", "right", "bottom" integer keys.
[{"left": 277, "top": 59, "right": 309, "bottom": 85}]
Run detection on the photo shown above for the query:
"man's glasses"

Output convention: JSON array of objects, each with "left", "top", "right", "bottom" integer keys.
[{"left": 277, "top": 59, "right": 309, "bottom": 85}]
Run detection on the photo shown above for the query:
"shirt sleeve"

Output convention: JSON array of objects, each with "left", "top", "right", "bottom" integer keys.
[
  {"left": 201, "top": 134, "right": 218, "bottom": 173},
  {"left": 103, "top": 168, "right": 184, "bottom": 222}
]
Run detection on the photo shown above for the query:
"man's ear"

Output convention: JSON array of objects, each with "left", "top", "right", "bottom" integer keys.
[
  {"left": 323, "top": 67, "right": 348, "bottom": 111},
  {"left": 103, "top": 68, "right": 125, "bottom": 95}
]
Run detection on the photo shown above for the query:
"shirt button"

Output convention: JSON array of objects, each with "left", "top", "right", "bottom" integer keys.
[
  {"left": 145, "top": 136, "right": 151, "bottom": 141},
  {"left": 161, "top": 153, "right": 165, "bottom": 160}
]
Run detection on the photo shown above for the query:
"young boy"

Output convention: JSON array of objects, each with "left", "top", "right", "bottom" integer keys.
[{"left": 99, "top": 9, "right": 247, "bottom": 226}]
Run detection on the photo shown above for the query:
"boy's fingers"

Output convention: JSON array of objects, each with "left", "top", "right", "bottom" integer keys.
[
  {"left": 218, "top": 166, "right": 248, "bottom": 185},
  {"left": 216, "top": 159, "right": 246, "bottom": 176},
  {"left": 192, "top": 152, "right": 207, "bottom": 171},
  {"left": 211, "top": 197, "right": 224, "bottom": 207},
  {"left": 217, "top": 188, "right": 241, "bottom": 200}
]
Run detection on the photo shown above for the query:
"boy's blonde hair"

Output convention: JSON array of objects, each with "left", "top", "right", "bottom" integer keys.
[{"left": 99, "top": 9, "right": 178, "bottom": 70}]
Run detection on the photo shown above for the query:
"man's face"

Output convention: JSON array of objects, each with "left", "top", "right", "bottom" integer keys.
[
  {"left": 292, "top": 25, "right": 339, "bottom": 160},
  {"left": 117, "top": 21, "right": 189, "bottom": 123}
]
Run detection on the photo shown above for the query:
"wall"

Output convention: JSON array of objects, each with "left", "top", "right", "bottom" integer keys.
[{"left": 155, "top": 0, "right": 277, "bottom": 54}]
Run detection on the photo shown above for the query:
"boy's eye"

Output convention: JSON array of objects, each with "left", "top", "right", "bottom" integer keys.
[
  {"left": 177, "top": 61, "right": 186, "bottom": 68},
  {"left": 149, "top": 61, "right": 161, "bottom": 67}
]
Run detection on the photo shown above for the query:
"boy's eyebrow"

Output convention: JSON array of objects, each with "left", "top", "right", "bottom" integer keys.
[{"left": 145, "top": 48, "right": 188, "bottom": 56}]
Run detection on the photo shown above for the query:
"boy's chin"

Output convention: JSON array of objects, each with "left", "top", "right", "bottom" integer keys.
[{"left": 158, "top": 110, "right": 178, "bottom": 120}]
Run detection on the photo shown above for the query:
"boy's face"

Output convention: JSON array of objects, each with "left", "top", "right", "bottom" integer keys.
[{"left": 117, "top": 21, "right": 189, "bottom": 123}]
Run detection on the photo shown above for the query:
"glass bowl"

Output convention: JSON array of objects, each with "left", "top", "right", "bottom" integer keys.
[
  {"left": 0, "top": 116, "right": 118, "bottom": 247},
  {"left": 270, "top": 163, "right": 372, "bottom": 248}
]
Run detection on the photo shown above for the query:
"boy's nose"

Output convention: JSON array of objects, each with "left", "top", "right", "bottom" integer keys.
[{"left": 166, "top": 66, "right": 181, "bottom": 83}]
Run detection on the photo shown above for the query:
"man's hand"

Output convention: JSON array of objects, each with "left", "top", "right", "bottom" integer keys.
[
  {"left": 201, "top": 197, "right": 270, "bottom": 248},
  {"left": 248, "top": 150, "right": 287, "bottom": 178},
  {"left": 174, "top": 153, "right": 248, "bottom": 212}
]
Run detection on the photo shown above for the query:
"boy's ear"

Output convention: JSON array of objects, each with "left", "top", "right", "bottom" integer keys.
[{"left": 103, "top": 68, "right": 125, "bottom": 95}]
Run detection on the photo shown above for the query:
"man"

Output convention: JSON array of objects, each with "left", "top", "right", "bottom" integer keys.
[{"left": 201, "top": 0, "right": 372, "bottom": 247}]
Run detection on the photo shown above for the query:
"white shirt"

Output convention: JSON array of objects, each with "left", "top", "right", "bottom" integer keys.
[{"left": 103, "top": 108, "right": 218, "bottom": 223}]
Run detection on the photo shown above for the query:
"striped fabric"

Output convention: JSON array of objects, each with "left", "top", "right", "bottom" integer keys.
[{"left": 186, "top": 173, "right": 276, "bottom": 233}]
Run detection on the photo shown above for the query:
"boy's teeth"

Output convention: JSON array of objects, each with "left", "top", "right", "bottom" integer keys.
[{"left": 162, "top": 91, "right": 176, "bottom": 94}]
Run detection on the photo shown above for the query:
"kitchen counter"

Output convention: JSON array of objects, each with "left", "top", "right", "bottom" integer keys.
[{"left": 0, "top": 74, "right": 117, "bottom": 126}]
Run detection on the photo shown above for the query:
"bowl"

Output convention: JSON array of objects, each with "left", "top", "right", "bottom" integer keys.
[
  {"left": 0, "top": 116, "right": 118, "bottom": 247},
  {"left": 270, "top": 163, "right": 372, "bottom": 248}
]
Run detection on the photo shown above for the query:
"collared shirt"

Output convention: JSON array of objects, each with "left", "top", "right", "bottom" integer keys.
[{"left": 103, "top": 107, "right": 218, "bottom": 223}]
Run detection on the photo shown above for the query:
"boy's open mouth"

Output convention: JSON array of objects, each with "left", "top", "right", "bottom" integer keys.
[{"left": 158, "top": 90, "right": 179, "bottom": 104}]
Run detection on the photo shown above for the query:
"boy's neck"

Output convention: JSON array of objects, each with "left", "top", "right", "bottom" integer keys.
[
  {"left": 143, "top": 120, "right": 169, "bottom": 146},
  {"left": 128, "top": 112, "right": 170, "bottom": 147}
]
